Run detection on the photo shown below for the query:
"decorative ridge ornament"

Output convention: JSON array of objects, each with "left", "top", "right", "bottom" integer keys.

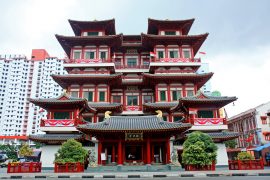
[
  {"left": 156, "top": 110, "right": 163, "bottom": 118},
  {"left": 105, "top": 111, "right": 112, "bottom": 119}
]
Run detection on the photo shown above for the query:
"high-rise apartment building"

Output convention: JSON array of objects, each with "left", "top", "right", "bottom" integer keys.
[{"left": 0, "top": 50, "right": 65, "bottom": 144}]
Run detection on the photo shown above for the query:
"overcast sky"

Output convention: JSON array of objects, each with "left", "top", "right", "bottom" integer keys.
[{"left": 0, "top": 0, "right": 270, "bottom": 117}]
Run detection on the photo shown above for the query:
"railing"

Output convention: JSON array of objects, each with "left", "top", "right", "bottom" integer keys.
[
  {"left": 115, "top": 64, "right": 149, "bottom": 69},
  {"left": 155, "top": 69, "right": 194, "bottom": 73},
  {"left": 154, "top": 58, "right": 201, "bottom": 63},
  {"left": 124, "top": 106, "right": 141, "bottom": 111},
  {"left": 191, "top": 118, "right": 227, "bottom": 125},
  {"left": 185, "top": 161, "right": 215, "bottom": 171},
  {"left": 40, "top": 119, "right": 75, "bottom": 127},
  {"left": 54, "top": 162, "right": 84, "bottom": 173},
  {"left": 7, "top": 162, "right": 42, "bottom": 173},
  {"left": 65, "top": 59, "right": 109, "bottom": 63},
  {"left": 228, "top": 159, "right": 264, "bottom": 170}
]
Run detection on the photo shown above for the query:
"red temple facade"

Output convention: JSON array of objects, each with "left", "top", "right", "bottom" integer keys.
[{"left": 29, "top": 18, "right": 238, "bottom": 167}]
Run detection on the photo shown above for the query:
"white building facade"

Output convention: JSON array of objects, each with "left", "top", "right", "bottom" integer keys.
[{"left": 0, "top": 52, "right": 65, "bottom": 144}]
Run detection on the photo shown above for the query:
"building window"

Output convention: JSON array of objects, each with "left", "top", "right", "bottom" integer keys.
[
  {"left": 169, "top": 50, "right": 178, "bottom": 58},
  {"left": 172, "top": 90, "right": 182, "bottom": 101},
  {"left": 99, "top": 91, "right": 106, "bottom": 102},
  {"left": 197, "top": 110, "right": 214, "bottom": 118},
  {"left": 186, "top": 90, "right": 194, "bottom": 97},
  {"left": 73, "top": 51, "right": 81, "bottom": 59},
  {"left": 159, "top": 91, "right": 166, "bottom": 101},
  {"left": 127, "top": 58, "right": 137, "bottom": 67},
  {"left": 163, "top": 116, "right": 167, "bottom": 121},
  {"left": 127, "top": 96, "right": 138, "bottom": 106},
  {"left": 70, "top": 91, "right": 79, "bottom": 98},
  {"left": 54, "top": 112, "right": 70, "bottom": 119},
  {"left": 173, "top": 116, "right": 182, "bottom": 122},
  {"left": 261, "top": 116, "right": 267, "bottom": 125},
  {"left": 100, "top": 52, "right": 107, "bottom": 59},
  {"left": 83, "top": 91, "right": 93, "bottom": 101},
  {"left": 182, "top": 49, "right": 191, "bottom": 58},
  {"left": 112, "top": 95, "right": 121, "bottom": 103},
  {"left": 157, "top": 51, "right": 164, "bottom": 59},
  {"left": 85, "top": 51, "right": 95, "bottom": 59},
  {"left": 165, "top": 31, "right": 176, "bottom": 35},
  {"left": 143, "top": 95, "right": 152, "bottom": 103},
  {"left": 87, "top": 32, "right": 99, "bottom": 36}
]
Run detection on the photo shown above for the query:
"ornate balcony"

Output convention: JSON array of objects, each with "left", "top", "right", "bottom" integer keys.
[
  {"left": 190, "top": 118, "right": 227, "bottom": 125},
  {"left": 155, "top": 58, "right": 201, "bottom": 63},
  {"left": 40, "top": 119, "right": 75, "bottom": 127},
  {"left": 115, "top": 64, "right": 149, "bottom": 69},
  {"left": 65, "top": 59, "right": 109, "bottom": 63}
]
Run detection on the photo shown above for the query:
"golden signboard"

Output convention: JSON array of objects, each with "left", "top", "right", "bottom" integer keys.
[{"left": 125, "top": 132, "right": 143, "bottom": 141}]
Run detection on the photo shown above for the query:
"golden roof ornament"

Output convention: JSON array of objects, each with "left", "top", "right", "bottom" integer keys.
[
  {"left": 105, "top": 111, "right": 112, "bottom": 119},
  {"left": 156, "top": 110, "right": 163, "bottom": 118}
]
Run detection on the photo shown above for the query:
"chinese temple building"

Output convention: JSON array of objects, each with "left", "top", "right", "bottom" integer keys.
[{"left": 29, "top": 18, "right": 238, "bottom": 167}]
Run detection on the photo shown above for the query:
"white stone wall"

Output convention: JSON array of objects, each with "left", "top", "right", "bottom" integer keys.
[
  {"left": 41, "top": 145, "right": 60, "bottom": 167},
  {"left": 216, "top": 143, "right": 228, "bottom": 166},
  {"left": 255, "top": 102, "right": 270, "bottom": 144}
]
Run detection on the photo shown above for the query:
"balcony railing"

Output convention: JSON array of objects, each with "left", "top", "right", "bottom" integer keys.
[
  {"left": 154, "top": 58, "right": 201, "bottom": 63},
  {"left": 124, "top": 106, "right": 142, "bottom": 111},
  {"left": 191, "top": 118, "right": 227, "bottom": 125},
  {"left": 65, "top": 59, "right": 109, "bottom": 63},
  {"left": 40, "top": 119, "right": 75, "bottom": 127},
  {"left": 115, "top": 64, "right": 149, "bottom": 69}
]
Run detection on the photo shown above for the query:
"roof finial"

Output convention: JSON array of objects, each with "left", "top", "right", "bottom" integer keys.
[
  {"left": 63, "top": 89, "right": 67, "bottom": 95},
  {"left": 105, "top": 111, "right": 112, "bottom": 119},
  {"left": 156, "top": 110, "right": 163, "bottom": 118}
]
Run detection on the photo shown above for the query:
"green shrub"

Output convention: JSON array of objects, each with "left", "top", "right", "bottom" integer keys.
[
  {"left": 237, "top": 152, "right": 255, "bottom": 160},
  {"left": 54, "top": 139, "right": 88, "bottom": 163},
  {"left": 19, "top": 143, "right": 33, "bottom": 157},
  {"left": 224, "top": 140, "right": 237, "bottom": 149},
  {"left": 182, "top": 131, "right": 217, "bottom": 166}
]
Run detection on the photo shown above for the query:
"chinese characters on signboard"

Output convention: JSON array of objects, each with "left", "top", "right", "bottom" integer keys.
[{"left": 125, "top": 132, "right": 143, "bottom": 141}]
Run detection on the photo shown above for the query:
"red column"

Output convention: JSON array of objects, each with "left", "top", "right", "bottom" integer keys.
[
  {"left": 169, "top": 113, "right": 172, "bottom": 122},
  {"left": 93, "top": 115, "right": 97, "bottom": 123},
  {"left": 108, "top": 47, "right": 111, "bottom": 62},
  {"left": 79, "top": 85, "right": 83, "bottom": 98},
  {"left": 123, "top": 90, "right": 126, "bottom": 110},
  {"left": 98, "top": 141, "right": 102, "bottom": 165},
  {"left": 112, "top": 145, "right": 115, "bottom": 163},
  {"left": 96, "top": 46, "right": 99, "bottom": 59},
  {"left": 166, "top": 139, "right": 171, "bottom": 164},
  {"left": 139, "top": 91, "right": 142, "bottom": 110},
  {"left": 146, "top": 138, "right": 151, "bottom": 165},
  {"left": 155, "top": 85, "right": 158, "bottom": 102},
  {"left": 182, "top": 86, "right": 186, "bottom": 97},
  {"left": 165, "top": 46, "right": 168, "bottom": 58},
  {"left": 167, "top": 85, "right": 171, "bottom": 102},
  {"left": 94, "top": 85, "right": 98, "bottom": 102},
  {"left": 117, "top": 140, "right": 123, "bottom": 165},
  {"left": 107, "top": 86, "right": 110, "bottom": 102}
]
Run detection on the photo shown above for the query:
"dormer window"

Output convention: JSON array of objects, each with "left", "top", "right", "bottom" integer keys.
[
  {"left": 164, "top": 31, "right": 176, "bottom": 35},
  {"left": 87, "top": 31, "right": 99, "bottom": 36}
]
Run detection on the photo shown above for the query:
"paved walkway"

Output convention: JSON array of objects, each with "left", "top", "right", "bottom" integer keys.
[{"left": 1, "top": 167, "right": 270, "bottom": 179}]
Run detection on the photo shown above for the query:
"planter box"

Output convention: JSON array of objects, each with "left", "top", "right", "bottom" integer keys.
[
  {"left": 7, "top": 162, "right": 42, "bottom": 173},
  {"left": 185, "top": 162, "right": 215, "bottom": 171},
  {"left": 54, "top": 162, "right": 84, "bottom": 173},
  {"left": 228, "top": 159, "right": 264, "bottom": 170}
]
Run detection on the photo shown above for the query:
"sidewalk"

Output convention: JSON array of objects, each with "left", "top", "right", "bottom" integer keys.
[{"left": 1, "top": 167, "right": 270, "bottom": 179}]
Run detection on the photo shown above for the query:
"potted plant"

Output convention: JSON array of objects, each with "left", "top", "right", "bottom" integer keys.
[
  {"left": 54, "top": 139, "right": 88, "bottom": 173},
  {"left": 182, "top": 131, "right": 217, "bottom": 171},
  {"left": 228, "top": 152, "right": 264, "bottom": 170}
]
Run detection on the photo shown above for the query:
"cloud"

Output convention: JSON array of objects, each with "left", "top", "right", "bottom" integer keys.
[{"left": 208, "top": 44, "right": 270, "bottom": 117}]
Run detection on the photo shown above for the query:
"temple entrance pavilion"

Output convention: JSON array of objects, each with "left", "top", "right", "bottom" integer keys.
[{"left": 77, "top": 115, "right": 191, "bottom": 166}]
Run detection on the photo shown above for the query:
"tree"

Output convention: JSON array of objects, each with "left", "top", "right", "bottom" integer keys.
[
  {"left": 182, "top": 131, "right": 217, "bottom": 166},
  {"left": 19, "top": 143, "right": 33, "bottom": 157},
  {"left": 54, "top": 139, "right": 88, "bottom": 163},
  {"left": 224, "top": 139, "right": 237, "bottom": 149},
  {"left": 34, "top": 142, "right": 43, "bottom": 149},
  {"left": 0, "top": 144, "right": 18, "bottom": 160}
]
